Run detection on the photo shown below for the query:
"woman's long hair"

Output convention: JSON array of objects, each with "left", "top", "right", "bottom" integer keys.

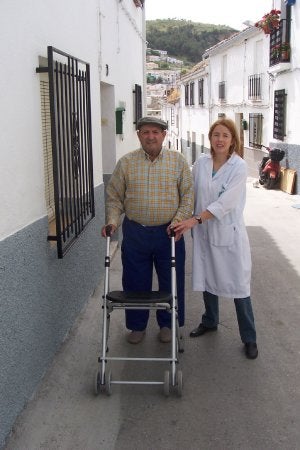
[{"left": 208, "top": 118, "right": 243, "bottom": 159}]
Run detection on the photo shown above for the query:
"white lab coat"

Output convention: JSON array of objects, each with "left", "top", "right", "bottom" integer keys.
[{"left": 192, "top": 153, "right": 251, "bottom": 298}]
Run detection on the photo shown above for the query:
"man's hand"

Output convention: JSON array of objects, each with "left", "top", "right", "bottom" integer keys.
[
  {"left": 101, "top": 224, "right": 117, "bottom": 237},
  {"left": 167, "top": 224, "right": 182, "bottom": 242}
]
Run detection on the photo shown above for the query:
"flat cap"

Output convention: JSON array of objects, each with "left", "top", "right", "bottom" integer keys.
[{"left": 137, "top": 116, "right": 168, "bottom": 130}]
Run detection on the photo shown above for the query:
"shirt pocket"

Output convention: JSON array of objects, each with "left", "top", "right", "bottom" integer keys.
[{"left": 208, "top": 222, "right": 235, "bottom": 247}]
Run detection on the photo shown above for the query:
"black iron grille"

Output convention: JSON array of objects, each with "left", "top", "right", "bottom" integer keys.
[
  {"left": 133, "top": 83, "right": 142, "bottom": 129},
  {"left": 248, "top": 74, "right": 262, "bottom": 100},
  {"left": 38, "top": 46, "right": 95, "bottom": 258},
  {"left": 273, "top": 89, "right": 286, "bottom": 141},
  {"left": 249, "top": 113, "right": 263, "bottom": 149}
]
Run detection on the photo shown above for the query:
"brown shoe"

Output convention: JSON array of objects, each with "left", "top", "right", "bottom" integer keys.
[
  {"left": 127, "top": 330, "right": 145, "bottom": 344},
  {"left": 158, "top": 327, "right": 172, "bottom": 343}
]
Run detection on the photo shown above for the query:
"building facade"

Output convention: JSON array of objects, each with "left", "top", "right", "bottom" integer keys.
[
  {"left": 163, "top": 0, "right": 299, "bottom": 194},
  {"left": 0, "top": 0, "right": 145, "bottom": 446}
]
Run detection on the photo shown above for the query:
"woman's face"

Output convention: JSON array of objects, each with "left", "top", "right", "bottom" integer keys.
[{"left": 210, "top": 124, "right": 233, "bottom": 157}]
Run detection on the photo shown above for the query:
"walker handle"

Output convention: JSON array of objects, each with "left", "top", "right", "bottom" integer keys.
[
  {"left": 105, "top": 225, "right": 113, "bottom": 237},
  {"left": 169, "top": 227, "right": 175, "bottom": 238}
]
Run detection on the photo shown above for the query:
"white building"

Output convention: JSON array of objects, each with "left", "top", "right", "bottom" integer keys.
[
  {"left": 0, "top": 0, "right": 146, "bottom": 446},
  {"left": 165, "top": 0, "right": 299, "bottom": 194}
]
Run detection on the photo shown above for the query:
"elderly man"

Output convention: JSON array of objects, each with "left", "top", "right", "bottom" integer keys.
[{"left": 102, "top": 117, "right": 193, "bottom": 344}]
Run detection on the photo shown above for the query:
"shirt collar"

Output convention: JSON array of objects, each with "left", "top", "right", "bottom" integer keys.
[{"left": 142, "top": 147, "right": 165, "bottom": 161}]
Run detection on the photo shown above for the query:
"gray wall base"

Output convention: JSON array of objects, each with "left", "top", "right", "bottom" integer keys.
[{"left": 0, "top": 184, "right": 106, "bottom": 448}]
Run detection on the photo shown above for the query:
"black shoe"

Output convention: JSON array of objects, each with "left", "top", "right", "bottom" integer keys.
[
  {"left": 190, "top": 323, "right": 217, "bottom": 337},
  {"left": 245, "top": 342, "right": 258, "bottom": 359}
]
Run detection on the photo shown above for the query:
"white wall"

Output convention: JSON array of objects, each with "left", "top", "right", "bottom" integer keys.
[
  {"left": 0, "top": 0, "right": 146, "bottom": 241},
  {"left": 99, "top": 0, "right": 146, "bottom": 161},
  {"left": 271, "top": 0, "right": 300, "bottom": 145},
  {"left": 0, "top": 0, "right": 102, "bottom": 240}
]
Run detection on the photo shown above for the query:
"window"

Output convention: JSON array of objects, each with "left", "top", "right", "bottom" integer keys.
[
  {"left": 184, "top": 84, "right": 189, "bottom": 106},
  {"left": 198, "top": 78, "right": 204, "bottom": 105},
  {"left": 187, "top": 131, "right": 190, "bottom": 148},
  {"left": 273, "top": 89, "right": 286, "bottom": 140},
  {"left": 190, "top": 82, "right": 195, "bottom": 106},
  {"left": 170, "top": 108, "right": 175, "bottom": 126},
  {"left": 37, "top": 46, "right": 95, "bottom": 258},
  {"left": 249, "top": 113, "right": 263, "bottom": 148},
  {"left": 133, "top": 84, "right": 142, "bottom": 129},
  {"left": 248, "top": 74, "right": 262, "bottom": 100},
  {"left": 218, "top": 81, "right": 226, "bottom": 101},
  {"left": 40, "top": 76, "right": 55, "bottom": 222}
]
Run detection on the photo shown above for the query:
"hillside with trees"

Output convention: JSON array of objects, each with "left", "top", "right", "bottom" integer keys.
[{"left": 146, "top": 19, "right": 237, "bottom": 65}]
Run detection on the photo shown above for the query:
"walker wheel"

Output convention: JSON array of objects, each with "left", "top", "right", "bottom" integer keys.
[
  {"left": 163, "top": 370, "right": 170, "bottom": 397},
  {"left": 105, "top": 370, "right": 112, "bottom": 396},
  {"left": 177, "top": 333, "right": 184, "bottom": 353},
  {"left": 94, "top": 370, "right": 101, "bottom": 396},
  {"left": 176, "top": 370, "right": 183, "bottom": 397}
]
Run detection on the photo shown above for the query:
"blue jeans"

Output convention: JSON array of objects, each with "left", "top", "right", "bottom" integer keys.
[
  {"left": 201, "top": 291, "right": 257, "bottom": 343},
  {"left": 121, "top": 216, "right": 185, "bottom": 331}
]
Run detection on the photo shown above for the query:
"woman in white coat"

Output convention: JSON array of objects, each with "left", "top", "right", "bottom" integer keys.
[{"left": 173, "top": 118, "right": 258, "bottom": 359}]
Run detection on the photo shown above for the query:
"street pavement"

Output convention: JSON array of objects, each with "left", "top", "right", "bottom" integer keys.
[{"left": 4, "top": 178, "right": 300, "bottom": 450}]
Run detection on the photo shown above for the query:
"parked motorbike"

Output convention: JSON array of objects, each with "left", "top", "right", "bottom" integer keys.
[{"left": 258, "top": 146, "right": 285, "bottom": 190}]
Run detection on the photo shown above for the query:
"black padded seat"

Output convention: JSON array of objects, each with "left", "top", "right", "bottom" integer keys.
[{"left": 106, "top": 291, "right": 172, "bottom": 303}]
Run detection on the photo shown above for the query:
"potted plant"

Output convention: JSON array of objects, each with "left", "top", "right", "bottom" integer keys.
[
  {"left": 280, "top": 42, "right": 290, "bottom": 61},
  {"left": 255, "top": 9, "right": 281, "bottom": 35},
  {"left": 271, "top": 44, "right": 281, "bottom": 59}
]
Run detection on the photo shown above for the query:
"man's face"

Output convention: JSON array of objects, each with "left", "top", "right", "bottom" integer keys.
[{"left": 137, "top": 124, "right": 166, "bottom": 159}]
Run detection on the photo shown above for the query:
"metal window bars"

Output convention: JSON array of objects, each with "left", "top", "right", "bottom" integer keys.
[
  {"left": 249, "top": 113, "right": 263, "bottom": 149},
  {"left": 37, "top": 46, "right": 95, "bottom": 258},
  {"left": 248, "top": 74, "right": 262, "bottom": 101},
  {"left": 273, "top": 89, "right": 286, "bottom": 141}
]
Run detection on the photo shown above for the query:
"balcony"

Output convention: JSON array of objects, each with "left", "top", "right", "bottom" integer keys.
[{"left": 269, "top": 19, "right": 291, "bottom": 67}]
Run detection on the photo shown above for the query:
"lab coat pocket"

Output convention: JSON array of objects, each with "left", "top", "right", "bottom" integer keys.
[{"left": 208, "top": 222, "right": 235, "bottom": 247}]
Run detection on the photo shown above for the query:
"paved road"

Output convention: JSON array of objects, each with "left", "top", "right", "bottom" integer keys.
[{"left": 4, "top": 179, "right": 300, "bottom": 450}]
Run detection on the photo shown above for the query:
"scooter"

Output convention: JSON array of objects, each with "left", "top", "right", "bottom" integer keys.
[{"left": 258, "top": 146, "right": 285, "bottom": 190}]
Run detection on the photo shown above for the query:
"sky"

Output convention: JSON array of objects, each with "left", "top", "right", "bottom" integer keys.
[{"left": 145, "top": 0, "right": 273, "bottom": 31}]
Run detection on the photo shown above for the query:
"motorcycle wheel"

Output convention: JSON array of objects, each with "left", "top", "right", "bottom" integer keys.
[{"left": 264, "top": 177, "right": 278, "bottom": 190}]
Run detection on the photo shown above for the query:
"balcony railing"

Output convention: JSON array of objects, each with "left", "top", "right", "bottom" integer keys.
[{"left": 270, "top": 19, "right": 291, "bottom": 66}]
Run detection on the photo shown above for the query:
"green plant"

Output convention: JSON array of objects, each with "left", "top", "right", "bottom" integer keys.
[
  {"left": 271, "top": 44, "right": 281, "bottom": 58},
  {"left": 280, "top": 42, "right": 290, "bottom": 52}
]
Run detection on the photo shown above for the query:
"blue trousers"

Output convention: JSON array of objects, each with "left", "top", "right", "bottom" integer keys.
[
  {"left": 121, "top": 216, "right": 185, "bottom": 331},
  {"left": 201, "top": 291, "right": 257, "bottom": 343}
]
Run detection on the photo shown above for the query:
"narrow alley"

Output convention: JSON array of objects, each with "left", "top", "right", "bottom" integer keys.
[{"left": 4, "top": 179, "right": 300, "bottom": 450}]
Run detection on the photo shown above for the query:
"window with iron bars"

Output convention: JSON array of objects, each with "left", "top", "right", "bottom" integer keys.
[
  {"left": 249, "top": 113, "right": 263, "bottom": 149},
  {"left": 190, "top": 82, "right": 195, "bottom": 106},
  {"left": 273, "top": 89, "right": 286, "bottom": 141},
  {"left": 218, "top": 81, "right": 226, "bottom": 101},
  {"left": 133, "top": 83, "right": 142, "bottom": 129},
  {"left": 198, "top": 78, "right": 204, "bottom": 105},
  {"left": 170, "top": 108, "right": 175, "bottom": 126},
  {"left": 184, "top": 84, "right": 189, "bottom": 106},
  {"left": 248, "top": 74, "right": 262, "bottom": 101},
  {"left": 36, "top": 46, "right": 95, "bottom": 259}
]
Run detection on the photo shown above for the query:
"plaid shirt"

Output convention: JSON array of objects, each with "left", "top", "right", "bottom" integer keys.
[{"left": 106, "top": 148, "right": 194, "bottom": 227}]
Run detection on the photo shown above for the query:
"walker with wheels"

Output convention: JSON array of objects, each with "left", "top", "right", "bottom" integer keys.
[{"left": 94, "top": 226, "right": 184, "bottom": 397}]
